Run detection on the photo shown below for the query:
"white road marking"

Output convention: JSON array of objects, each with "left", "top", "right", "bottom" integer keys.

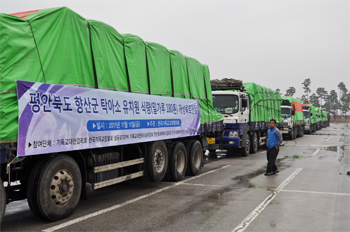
[
  {"left": 312, "top": 148, "right": 321, "bottom": 156},
  {"left": 310, "top": 145, "right": 333, "bottom": 147},
  {"left": 181, "top": 182, "right": 267, "bottom": 192},
  {"left": 326, "top": 136, "right": 332, "bottom": 141},
  {"left": 232, "top": 168, "right": 302, "bottom": 232},
  {"left": 281, "top": 189, "right": 350, "bottom": 196},
  {"left": 42, "top": 165, "right": 231, "bottom": 232}
]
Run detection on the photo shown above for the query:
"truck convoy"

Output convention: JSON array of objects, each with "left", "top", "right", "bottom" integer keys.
[
  {"left": 207, "top": 79, "right": 283, "bottom": 156},
  {"left": 0, "top": 7, "right": 333, "bottom": 224},
  {"left": 302, "top": 104, "right": 317, "bottom": 134},
  {"left": 280, "top": 97, "right": 306, "bottom": 140},
  {"left": 0, "top": 7, "right": 224, "bottom": 222}
]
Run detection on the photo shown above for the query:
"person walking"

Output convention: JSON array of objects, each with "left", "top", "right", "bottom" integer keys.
[{"left": 265, "top": 119, "right": 283, "bottom": 176}]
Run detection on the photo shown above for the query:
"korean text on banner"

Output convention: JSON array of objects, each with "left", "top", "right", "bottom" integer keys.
[{"left": 17, "top": 81, "right": 200, "bottom": 156}]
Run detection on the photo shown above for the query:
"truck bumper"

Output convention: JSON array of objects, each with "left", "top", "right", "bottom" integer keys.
[
  {"left": 207, "top": 136, "right": 241, "bottom": 149},
  {"left": 281, "top": 127, "right": 290, "bottom": 134}
]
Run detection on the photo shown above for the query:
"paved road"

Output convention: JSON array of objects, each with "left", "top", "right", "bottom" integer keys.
[{"left": 1, "top": 123, "right": 349, "bottom": 231}]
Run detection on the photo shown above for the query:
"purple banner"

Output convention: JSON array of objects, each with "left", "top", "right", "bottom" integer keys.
[{"left": 17, "top": 81, "right": 200, "bottom": 156}]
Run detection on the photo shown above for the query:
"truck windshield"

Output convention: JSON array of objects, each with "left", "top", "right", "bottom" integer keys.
[
  {"left": 213, "top": 95, "right": 239, "bottom": 114},
  {"left": 303, "top": 111, "right": 310, "bottom": 118},
  {"left": 281, "top": 108, "right": 291, "bottom": 118}
]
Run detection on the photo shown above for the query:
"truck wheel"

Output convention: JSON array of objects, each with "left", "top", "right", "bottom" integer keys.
[
  {"left": 250, "top": 132, "right": 258, "bottom": 154},
  {"left": 166, "top": 142, "right": 187, "bottom": 181},
  {"left": 147, "top": 141, "right": 168, "bottom": 182},
  {"left": 28, "top": 155, "right": 82, "bottom": 221},
  {"left": 296, "top": 126, "right": 301, "bottom": 137},
  {"left": 300, "top": 127, "right": 304, "bottom": 137},
  {"left": 240, "top": 135, "right": 250, "bottom": 157},
  {"left": 0, "top": 178, "right": 6, "bottom": 224},
  {"left": 27, "top": 157, "right": 52, "bottom": 220},
  {"left": 186, "top": 140, "right": 203, "bottom": 176}
]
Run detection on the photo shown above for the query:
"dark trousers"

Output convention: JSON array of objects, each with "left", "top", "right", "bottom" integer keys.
[{"left": 266, "top": 147, "right": 279, "bottom": 173}]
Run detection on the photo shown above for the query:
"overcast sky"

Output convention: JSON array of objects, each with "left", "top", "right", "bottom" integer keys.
[{"left": 1, "top": 0, "right": 349, "bottom": 97}]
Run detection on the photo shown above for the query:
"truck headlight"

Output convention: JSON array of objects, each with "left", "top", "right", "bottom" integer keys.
[{"left": 229, "top": 131, "right": 239, "bottom": 138}]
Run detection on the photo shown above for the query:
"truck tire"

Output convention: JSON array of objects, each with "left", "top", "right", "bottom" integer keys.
[
  {"left": 300, "top": 126, "right": 304, "bottom": 137},
  {"left": 27, "top": 157, "right": 52, "bottom": 220},
  {"left": 250, "top": 132, "right": 258, "bottom": 154},
  {"left": 186, "top": 140, "right": 203, "bottom": 176},
  {"left": 28, "top": 155, "right": 82, "bottom": 221},
  {"left": 147, "top": 141, "right": 168, "bottom": 182},
  {"left": 296, "top": 126, "right": 300, "bottom": 138},
  {"left": 0, "top": 178, "right": 6, "bottom": 224},
  {"left": 240, "top": 135, "right": 250, "bottom": 157},
  {"left": 166, "top": 142, "right": 187, "bottom": 181}
]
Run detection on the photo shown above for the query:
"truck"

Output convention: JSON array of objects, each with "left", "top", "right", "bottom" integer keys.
[
  {"left": 280, "top": 97, "right": 306, "bottom": 140},
  {"left": 0, "top": 7, "right": 224, "bottom": 222},
  {"left": 315, "top": 107, "right": 323, "bottom": 130},
  {"left": 207, "top": 79, "right": 283, "bottom": 156},
  {"left": 301, "top": 104, "right": 317, "bottom": 134},
  {"left": 322, "top": 111, "right": 329, "bottom": 127}
]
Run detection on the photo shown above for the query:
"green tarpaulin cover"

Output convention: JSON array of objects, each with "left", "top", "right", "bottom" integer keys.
[
  {"left": 322, "top": 111, "right": 328, "bottom": 121},
  {"left": 302, "top": 104, "right": 317, "bottom": 124},
  {"left": 282, "top": 97, "right": 306, "bottom": 123},
  {"left": 315, "top": 107, "right": 323, "bottom": 121},
  {"left": 88, "top": 19, "right": 128, "bottom": 91},
  {"left": 0, "top": 7, "right": 223, "bottom": 142},
  {"left": 242, "top": 83, "right": 283, "bottom": 123},
  {"left": 169, "top": 50, "right": 190, "bottom": 99},
  {"left": 309, "top": 104, "right": 317, "bottom": 124}
]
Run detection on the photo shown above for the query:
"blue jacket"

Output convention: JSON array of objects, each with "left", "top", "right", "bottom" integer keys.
[{"left": 267, "top": 127, "right": 283, "bottom": 149}]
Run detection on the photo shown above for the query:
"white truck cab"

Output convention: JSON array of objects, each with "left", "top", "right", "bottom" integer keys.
[
  {"left": 281, "top": 105, "right": 294, "bottom": 135},
  {"left": 212, "top": 91, "right": 249, "bottom": 125},
  {"left": 303, "top": 110, "right": 311, "bottom": 131}
]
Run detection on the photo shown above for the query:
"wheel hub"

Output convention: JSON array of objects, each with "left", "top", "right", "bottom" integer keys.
[
  {"left": 154, "top": 148, "right": 165, "bottom": 173},
  {"left": 50, "top": 170, "right": 74, "bottom": 206}
]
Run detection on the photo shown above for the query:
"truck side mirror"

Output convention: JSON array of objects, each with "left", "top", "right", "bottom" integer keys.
[
  {"left": 242, "top": 99, "right": 248, "bottom": 108},
  {"left": 310, "top": 113, "right": 313, "bottom": 116},
  {"left": 292, "top": 110, "right": 295, "bottom": 115}
]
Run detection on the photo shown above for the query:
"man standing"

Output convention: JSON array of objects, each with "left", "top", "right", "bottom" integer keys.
[{"left": 265, "top": 119, "right": 283, "bottom": 176}]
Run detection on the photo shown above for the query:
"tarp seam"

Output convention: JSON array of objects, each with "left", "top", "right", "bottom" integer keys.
[
  {"left": 143, "top": 42, "right": 151, "bottom": 95},
  {"left": 121, "top": 36, "right": 131, "bottom": 92},
  {"left": 87, "top": 21, "right": 99, "bottom": 89}
]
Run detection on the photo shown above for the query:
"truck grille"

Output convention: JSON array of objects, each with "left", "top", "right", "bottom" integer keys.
[{"left": 283, "top": 123, "right": 288, "bottom": 127}]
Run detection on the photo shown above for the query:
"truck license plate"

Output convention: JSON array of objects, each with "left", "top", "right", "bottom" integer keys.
[
  {"left": 284, "top": 128, "right": 288, "bottom": 131},
  {"left": 207, "top": 138, "right": 215, "bottom": 144}
]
